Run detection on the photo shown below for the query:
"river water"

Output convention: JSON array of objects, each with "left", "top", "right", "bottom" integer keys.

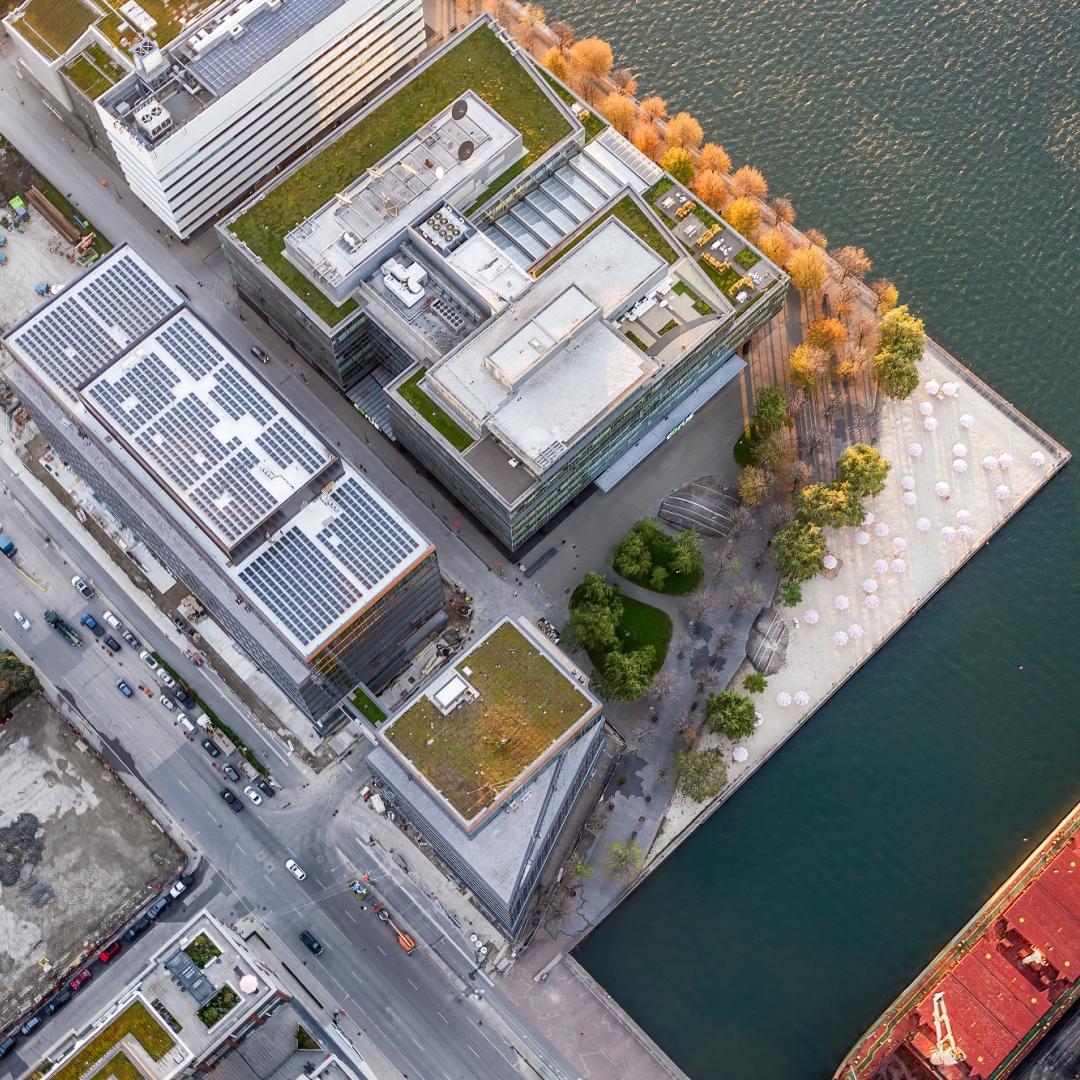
[{"left": 541, "top": 1, "right": 1080, "bottom": 1076}]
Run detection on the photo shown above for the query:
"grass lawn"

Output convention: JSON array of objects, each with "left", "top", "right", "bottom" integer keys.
[
  {"left": 183, "top": 931, "right": 221, "bottom": 969},
  {"left": 694, "top": 204, "right": 722, "bottom": 228},
  {"left": 229, "top": 25, "right": 571, "bottom": 327},
  {"left": 645, "top": 177, "right": 674, "bottom": 205},
  {"left": 13, "top": 0, "right": 93, "bottom": 57},
  {"left": 397, "top": 368, "right": 474, "bottom": 452},
  {"left": 734, "top": 426, "right": 758, "bottom": 465},
  {"left": 734, "top": 246, "right": 761, "bottom": 270},
  {"left": 533, "top": 194, "right": 678, "bottom": 274},
  {"left": 51, "top": 1002, "right": 174, "bottom": 1080},
  {"left": 570, "top": 586, "right": 672, "bottom": 677},
  {"left": 700, "top": 257, "right": 745, "bottom": 299},
  {"left": 625, "top": 329, "right": 649, "bottom": 351},
  {"left": 537, "top": 67, "right": 606, "bottom": 141},
  {"left": 657, "top": 318, "right": 679, "bottom": 336},
  {"left": 673, "top": 280, "right": 715, "bottom": 315},
  {"left": 62, "top": 43, "right": 126, "bottom": 99},
  {"left": 350, "top": 685, "right": 386, "bottom": 725},
  {"left": 101, "top": 1052, "right": 144, "bottom": 1080}
]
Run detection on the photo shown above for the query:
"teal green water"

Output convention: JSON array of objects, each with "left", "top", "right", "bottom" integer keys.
[{"left": 545, "top": 1, "right": 1080, "bottom": 1076}]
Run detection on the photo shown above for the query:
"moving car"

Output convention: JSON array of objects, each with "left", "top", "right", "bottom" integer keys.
[
  {"left": 116, "top": 679, "right": 133, "bottom": 698},
  {"left": 219, "top": 788, "right": 243, "bottom": 812},
  {"left": 299, "top": 930, "right": 323, "bottom": 956},
  {"left": 71, "top": 575, "right": 94, "bottom": 599},
  {"left": 102, "top": 610, "right": 122, "bottom": 630},
  {"left": 121, "top": 628, "right": 140, "bottom": 649},
  {"left": 159, "top": 694, "right": 176, "bottom": 712},
  {"left": 98, "top": 941, "right": 122, "bottom": 962},
  {"left": 201, "top": 738, "right": 221, "bottom": 758},
  {"left": 80, "top": 613, "right": 104, "bottom": 638},
  {"left": 285, "top": 859, "right": 306, "bottom": 882},
  {"left": 221, "top": 763, "right": 240, "bottom": 782},
  {"left": 243, "top": 785, "right": 262, "bottom": 806},
  {"left": 140, "top": 650, "right": 158, "bottom": 671},
  {"left": 69, "top": 969, "right": 92, "bottom": 992},
  {"left": 12, "top": 610, "right": 30, "bottom": 630}
]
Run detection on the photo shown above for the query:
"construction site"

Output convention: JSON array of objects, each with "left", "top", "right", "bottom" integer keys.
[{"left": 0, "top": 695, "right": 182, "bottom": 1030}]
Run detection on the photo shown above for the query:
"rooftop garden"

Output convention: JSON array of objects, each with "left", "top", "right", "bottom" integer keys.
[
  {"left": 537, "top": 68, "right": 606, "bottom": 141},
  {"left": 673, "top": 280, "right": 714, "bottom": 315},
  {"left": 12, "top": 0, "right": 94, "bottom": 57},
  {"left": 699, "top": 255, "right": 753, "bottom": 302},
  {"left": 229, "top": 24, "right": 573, "bottom": 327},
  {"left": 183, "top": 931, "right": 221, "bottom": 969},
  {"left": 385, "top": 622, "right": 594, "bottom": 819},
  {"left": 350, "top": 685, "right": 387, "bottom": 725},
  {"left": 734, "top": 246, "right": 761, "bottom": 270},
  {"left": 51, "top": 1001, "right": 174, "bottom": 1080},
  {"left": 397, "top": 368, "right": 475, "bottom": 452},
  {"left": 533, "top": 193, "right": 678, "bottom": 274},
  {"left": 197, "top": 984, "right": 240, "bottom": 1029},
  {"left": 62, "top": 42, "right": 126, "bottom": 98}
]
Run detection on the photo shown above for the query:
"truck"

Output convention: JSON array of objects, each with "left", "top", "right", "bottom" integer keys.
[
  {"left": 0, "top": 532, "right": 15, "bottom": 558},
  {"left": 44, "top": 609, "right": 82, "bottom": 647}
]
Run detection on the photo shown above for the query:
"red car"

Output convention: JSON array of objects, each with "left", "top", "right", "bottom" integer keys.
[
  {"left": 98, "top": 942, "right": 122, "bottom": 963},
  {"left": 69, "top": 969, "right": 92, "bottom": 992}
]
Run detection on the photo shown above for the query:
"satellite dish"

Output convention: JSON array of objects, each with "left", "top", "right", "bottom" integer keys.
[
  {"left": 435, "top": 166, "right": 445, "bottom": 180},
  {"left": 451, "top": 99, "right": 468, "bottom": 120},
  {"left": 457, "top": 140, "right": 474, "bottom": 162}
]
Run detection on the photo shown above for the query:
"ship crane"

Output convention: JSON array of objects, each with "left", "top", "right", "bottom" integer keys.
[{"left": 930, "top": 991, "right": 966, "bottom": 1067}]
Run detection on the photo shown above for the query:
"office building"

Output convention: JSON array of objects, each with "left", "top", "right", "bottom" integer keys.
[
  {"left": 220, "top": 16, "right": 788, "bottom": 550},
  {"left": 368, "top": 616, "right": 606, "bottom": 937},
  {"left": 3, "top": 0, "right": 426, "bottom": 236},
  {"left": 2, "top": 245, "right": 443, "bottom": 730}
]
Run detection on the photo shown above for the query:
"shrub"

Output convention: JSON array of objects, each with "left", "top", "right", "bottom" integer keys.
[
  {"left": 738, "top": 465, "right": 769, "bottom": 507},
  {"left": 742, "top": 672, "right": 767, "bottom": 694},
  {"left": 837, "top": 443, "right": 891, "bottom": 497},
  {"left": 677, "top": 749, "right": 728, "bottom": 801},
  {"left": 197, "top": 985, "right": 239, "bottom": 1029},
  {"left": 778, "top": 580, "right": 803, "bottom": 607},
  {"left": 773, "top": 520, "right": 827, "bottom": 583},
  {"left": 183, "top": 933, "right": 221, "bottom": 970},
  {"left": 706, "top": 690, "right": 757, "bottom": 740}
]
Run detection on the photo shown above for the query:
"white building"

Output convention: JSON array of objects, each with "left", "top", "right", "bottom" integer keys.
[{"left": 4, "top": 0, "right": 426, "bottom": 237}]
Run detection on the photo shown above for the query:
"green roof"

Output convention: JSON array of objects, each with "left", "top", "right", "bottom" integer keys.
[
  {"left": 12, "top": 0, "right": 95, "bottom": 56},
  {"left": 384, "top": 622, "right": 595, "bottom": 820},
  {"left": 51, "top": 1001, "right": 174, "bottom": 1080},
  {"left": 227, "top": 23, "right": 573, "bottom": 327},
  {"left": 62, "top": 42, "right": 126, "bottom": 98}
]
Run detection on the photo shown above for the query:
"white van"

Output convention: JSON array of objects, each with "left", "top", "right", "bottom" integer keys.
[{"left": 178, "top": 715, "right": 196, "bottom": 735}]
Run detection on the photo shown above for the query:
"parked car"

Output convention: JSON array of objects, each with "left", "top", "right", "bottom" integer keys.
[
  {"left": 201, "top": 738, "right": 221, "bottom": 758},
  {"left": 173, "top": 615, "right": 190, "bottom": 633},
  {"left": 121, "top": 916, "right": 150, "bottom": 942},
  {"left": 80, "top": 613, "right": 104, "bottom": 638},
  {"left": 12, "top": 610, "right": 30, "bottom": 630},
  {"left": 299, "top": 930, "right": 323, "bottom": 956},
  {"left": 104, "top": 636, "right": 122, "bottom": 653},
  {"left": 221, "top": 763, "right": 240, "bottom": 782},
  {"left": 243, "top": 785, "right": 262, "bottom": 806},
  {"left": 101, "top": 610, "right": 122, "bottom": 630},
  {"left": 71, "top": 575, "right": 94, "bottom": 599},
  {"left": 140, "top": 650, "right": 158, "bottom": 671},
  {"left": 255, "top": 778, "right": 276, "bottom": 798},
  {"left": 0, "top": 1037, "right": 17, "bottom": 1059},
  {"left": 19, "top": 1016, "right": 41, "bottom": 1037},
  {"left": 286, "top": 859, "right": 306, "bottom": 881},
  {"left": 175, "top": 689, "right": 196, "bottom": 710},
  {"left": 146, "top": 896, "right": 169, "bottom": 920},
  {"left": 219, "top": 789, "right": 243, "bottom": 812},
  {"left": 116, "top": 679, "right": 133, "bottom": 698},
  {"left": 159, "top": 694, "right": 176, "bottom": 712},
  {"left": 98, "top": 941, "right": 122, "bottom": 963},
  {"left": 69, "top": 969, "right": 92, "bottom": 992},
  {"left": 157, "top": 670, "right": 177, "bottom": 690},
  {"left": 121, "top": 628, "right": 141, "bottom": 649},
  {"left": 42, "top": 986, "right": 73, "bottom": 1015}
]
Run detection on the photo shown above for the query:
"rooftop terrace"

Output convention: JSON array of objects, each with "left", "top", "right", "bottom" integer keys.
[
  {"left": 380, "top": 618, "right": 599, "bottom": 827},
  {"left": 226, "top": 22, "right": 574, "bottom": 326}
]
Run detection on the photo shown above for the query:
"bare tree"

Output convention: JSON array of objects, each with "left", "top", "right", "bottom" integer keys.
[
  {"left": 731, "top": 580, "right": 763, "bottom": 614},
  {"left": 833, "top": 245, "right": 873, "bottom": 282},
  {"left": 715, "top": 627, "right": 736, "bottom": 653},
  {"left": 728, "top": 503, "right": 755, "bottom": 538},
  {"left": 787, "top": 385, "right": 808, "bottom": 420},
  {"left": 767, "top": 503, "right": 791, "bottom": 532},
  {"left": 611, "top": 67, "right": 638, "bottom": 94},
  {"left": 695, "top": 662, "right": 720, "bottom": 692},
  {"left": 648, "top": 668, "right": 676, "bottom": 702},
  {"left": 674, "top": 630, "right": 695, "bottom": 660},
  {"left": 687, "top": 586, "right": 719, "bottom": 621},
  {"left": 548, "top": 19, "right": 575, "bottom": 53}
]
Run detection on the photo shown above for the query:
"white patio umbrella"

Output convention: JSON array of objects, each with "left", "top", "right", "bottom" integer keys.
[
  {"left": 996, "top": 484, "right": 1012, "bottom": 501},
  {"left": 952, "top": 443, "right": 968, "bottom": 458},
  {"left": 941, "top": 381, "right": 958, "bottom": 397},
  {"left": 959, "top": 413, "right": 975, "bottom": 429},
  {"left": 1031, "top": 450, "right": 1046, "bottom": 467},
  {"left": 893, "top": 537, "right": 908, "bottom": 553},
  {"left": 873, "top": 558, "right": 889, "bottom": 574},
  {"left": 823, "top": 553, "right": 838, "bottom": 570},
  {"left": 755, "top": 712, "right": 764, "bottom": 727},
  {"left": 832, "top": 630, "right": 849, "bottom": 647},
  {"left": 923, "top": 416, "right": 939, "bottom": 432},
  {"left": 776, "top": 692, "right": 792, "bottom": 707},
  {"left": 863, "top": 594, "right": 881, "bottom": 610},
  {"left": 956, "top": 509, "right": 972, "bottom": 525},
  {"left": 998, "top": 452, "right": 1014, "bottom": 470},
  {"left": 862, "top": 511, "right": 876, "bottom": 527},
  {"left": 982, "top": 455, "right": 999, "bottom": 471},
  {"left": 848, "top": 623, "right": 864, "bottom": 640},
  {"left": 862, "top": 578, "right": 878, "bottom": 594},
  {"left": 958, "top": 524, "right": 974, "bottom": 541},
  {"left": 803, "top": 608, "right": 820, "bottom": 624},
  {"left": 873, "top": 521, "right": 890, "bottom": 537},
  {"left": 855, "top": 531, "right": 871, "bottom": 546},
  {"left": 834, "top": 594, "right": 850, "bottom": 611},
  {"left": 916, "top": 516, "right": 931, "bottom": 532},
  {"left": 732, "top": 745, "right": 749, "bottom": 763},
  {"left": 924, "top": 379, "right": 941, "bottom": 396},
  {"left": 793, "top": 690, "right": 810, "bottom": 707},
  {"left": 907, "top": 441, "right": 924, "bottom": 458},
  {"left": 900, "top": 474, "right": 916, "bottom": 490},
  {"left": 901, "top": 490, "right": 918, "bottom": 507},
  {"left": 941, "top": 525, "right": 957, "bottom": 541},
  {"left": 918, "top": 401, "right": 934, "bottom": 416},
  {"left": 934, "top": 481, "right": 951, "bottom": 498},
  {"left": 952, "top": 458, "right": 968, "bottom": 474},
  {"left": 890, "top": 557, "right": 907, "bottom": 574}
]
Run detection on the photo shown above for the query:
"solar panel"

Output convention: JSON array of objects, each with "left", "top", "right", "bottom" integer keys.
[
  {"left": 209, "top": 362, "right": 276, "bottom": 424},
  {"left": 158, "top": 315, "right": 224, "bottom": 379},
  {"left": 189, "top": 447, "right": 278, "bottom": 541},
  {"left": 240, "top": 526, "right": 362, "bottom": 646}
]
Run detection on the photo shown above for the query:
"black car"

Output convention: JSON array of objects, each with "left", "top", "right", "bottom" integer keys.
[
  {"left": 222, "top": 763, "right": 240, "bottom": 783},
  {"left": 219, "top": 788, "right": 243, "bottom": 812},
  {"left": 255, "top": 777, "right": 276, "bottom": 798},
  {"left": 122, "top": 915, "right": 151, "bottom": 942},
  {"left": 300, "top": 929, "right": 323, "bottom": 956},
  {"left": 250, "top": 345, "right": 269, "bottom": 363},
  {"left": 0, "top": 1037, "right": 15, "bottom": 1059},
  {"left": 42, "top": 986, "right": 73, "bottom": 1015},
  {"left": 175, "top": 689, "right": 196, "bottom": 710},
  {"left": 173, "top": 615, "right": 190, "bottom": 633},
  {"left": 104, "top": 636, "right": 122, "bottom": 653},
  {"left": 201, "top": 738, "right": 221, "bottom": 758}
]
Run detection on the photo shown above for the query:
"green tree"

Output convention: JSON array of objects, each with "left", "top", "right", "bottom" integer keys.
[
  {"left": 742, "top": 672, "right": 767, "bottom": 694},
  {"left": 659, "top": 146, "right": 695, "bottom": 185},
  {"left": 602, "top": 646, "right": 656, "bottom": 700},
  {"left": 677, "top": 749, "right": 728, "bottom": 802},
  {"left": 649, "top": 565, "right": 669, "bottom": 591},
  {"left": 795, "top": 482, "right": 864, "bottom": 528},
  {"left": 570, "top": 572, "right": 623, "bottom": 653},
  {"left": 606, "top": 837, "right": 645, "bottom": 876},
  {"left": 778, "top": 580, "right": 802, "bottom": 607},
  {"left": 837, "top": 443, "right": 891, "bottom": 498},
  {"left": 706, "top": 690, "right": 757, "bottom": 741},
  {"left": 873, "top": 305, "right": 925, "bottom": 404},
  {"left": 612, "top": 528, "right": 653, "bottom": 580},
  {"left": 565, "top": 852, "right": 592, "bottom": 880},
  {"left": 773, "top": 519, "right": 827, "bottom": 583},
  {"left": 0, "top": 651, "right": 39, "bottom": 716},
  {"left": 669, "top": 528, "right": 703, "bottom": 577},
  {"left": 752, "top": 386, "right": 789, "bottom": 438}
]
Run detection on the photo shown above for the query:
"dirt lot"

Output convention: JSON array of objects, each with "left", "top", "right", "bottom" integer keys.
[{"left": 0, "top": 696, "right": 181, "bottom": 1027}]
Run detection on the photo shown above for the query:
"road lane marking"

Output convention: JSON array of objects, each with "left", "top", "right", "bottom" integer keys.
[
  {"left": 342, "top": 907, "right": 358, "bottom": 924},
  {"left": 341, "top": 760, "right": 353, "bottom": 772},
  {"left": 234, "top": 844, "right": 247, "bottom": 855},
  {"left": 176, "top": 779, "right": 191, "bottom": 793},
  {"left": 375, "top": 944, "right": 387, "bottom": 956},
  {"left": 435, "top": 1011, "right": 449, "bottom": 1024},
  {"left": 476, "top": 1023, "right": 516, "bottom": 1066},
  {"left": 406, "top": 977, "right": 419, "bottom": 991},
  {"left": 466, "top": 1044, "right": 480, "bottom": 1059},
  {"left": 409, "top": 1035, "right": 424, "bottom": 1051}
]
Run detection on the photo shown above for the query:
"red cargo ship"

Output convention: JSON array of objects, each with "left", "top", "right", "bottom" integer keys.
[{"left": 835, "top": 800, "right": 1080, "bottom": 1079}]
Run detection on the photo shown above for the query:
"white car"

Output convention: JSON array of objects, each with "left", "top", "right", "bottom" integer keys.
[
  {"left": 159, "top": 694, "right": 176, "bottom": 712},
  {"left": 140, "top": 650, "right": 159, "bottom": 671},
  {"left": 12, "top": 610, "right": 30, "bottom": 630},
  {"left": 71, "top": 575, "right": 94, "bottom": 599},
  {"left": 157, "top": 670, "right": 177, "bottom": 690},
  {"left": 285, "top": 859, "right": 306, "bottom": 882},
  {"left": 243, "top": 785, "right": 262, "bottom": 806},
  {"left": 102, "top": 610, "right": 122, "bottom": 631}
]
